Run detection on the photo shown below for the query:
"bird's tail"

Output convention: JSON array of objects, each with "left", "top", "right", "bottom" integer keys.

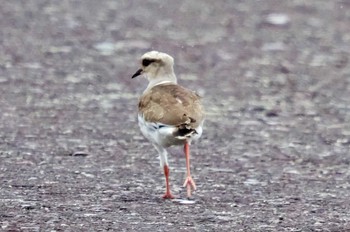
[{"left": 173, "top": 121, "right": 198, "bottom": 139}]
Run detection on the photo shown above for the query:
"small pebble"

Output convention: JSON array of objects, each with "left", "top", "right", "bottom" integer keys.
[
  {"left": 265, "top": 13, "right": 290, "bottom": 26},
  {"left": 71, "top": 151, "right": 89, "bottom": 157},
  {"left": 172, "top": 198, "right": 196, "bottom": 205}
]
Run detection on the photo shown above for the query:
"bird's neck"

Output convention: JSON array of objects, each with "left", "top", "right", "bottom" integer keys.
[{"left": 145, "top": 74, "right": 177, "bottom": 92}]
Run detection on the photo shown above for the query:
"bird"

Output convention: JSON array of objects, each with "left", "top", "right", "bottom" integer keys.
[{"left": 131, "top": 51, "right": 205, "bottom": 199}]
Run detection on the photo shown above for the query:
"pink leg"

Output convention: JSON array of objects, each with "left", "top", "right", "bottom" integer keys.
[
  {"left": 162, "top": 165, "right": 175, "bottom": 199},
  {"left": 183, "top": 142, "right": 196, "bottom": 197}
]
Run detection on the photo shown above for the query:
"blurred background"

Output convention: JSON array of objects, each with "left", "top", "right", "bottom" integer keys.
[{"left": 0, "top": 0, "right": 349, "bottom": 231}]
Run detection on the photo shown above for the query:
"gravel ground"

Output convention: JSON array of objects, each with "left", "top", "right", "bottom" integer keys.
[{"left": 1, "top": 0, "right": 350, "bottom": 231}]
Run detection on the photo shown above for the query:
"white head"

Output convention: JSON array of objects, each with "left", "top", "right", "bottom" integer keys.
[{"left": 132, "top": 51, "right": 177, "bottom": 89}]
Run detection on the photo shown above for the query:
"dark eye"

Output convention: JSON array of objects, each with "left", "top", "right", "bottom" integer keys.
[{"left": 142, "top": 59, "right": 156, "bottom": 67}]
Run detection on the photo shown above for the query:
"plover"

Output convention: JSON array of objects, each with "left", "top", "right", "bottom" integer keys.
[{"left": 132, "top": 51, "right": 204, "bottom": 199}]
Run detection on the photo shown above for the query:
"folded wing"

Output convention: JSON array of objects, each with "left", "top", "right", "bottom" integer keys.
[{"left": 139, "top": 84, "right": 204, "bottom": 129}]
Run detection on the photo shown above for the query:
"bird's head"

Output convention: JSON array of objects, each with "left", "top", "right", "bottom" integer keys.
[{"left": 131, "top": 51, "right": 177, "bottom": 86}]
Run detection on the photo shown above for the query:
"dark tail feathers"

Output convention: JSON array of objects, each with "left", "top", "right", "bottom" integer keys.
[{"left": 173, "top": 123, "right": 197, "bottom": 139}]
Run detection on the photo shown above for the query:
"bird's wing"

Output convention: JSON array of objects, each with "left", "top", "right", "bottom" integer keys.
[{"left": 138, "top": 84, "right": 204, "bottom": 128}]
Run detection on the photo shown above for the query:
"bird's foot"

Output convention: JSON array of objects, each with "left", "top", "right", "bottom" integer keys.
[
  {"left": 162, "top": 191, "right": 175, "bottom": 199},
  {"left": 183, "top": 176, "right": 196, "bottom": 197}
]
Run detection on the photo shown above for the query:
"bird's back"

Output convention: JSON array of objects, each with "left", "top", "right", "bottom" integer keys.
[{"left": 138, "top": 83, "right": 204, "bottom": 129}]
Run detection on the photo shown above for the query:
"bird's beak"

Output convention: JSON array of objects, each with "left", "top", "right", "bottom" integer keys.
[{"left": 131, "top": 68, "right": 143, "bottom": 79}]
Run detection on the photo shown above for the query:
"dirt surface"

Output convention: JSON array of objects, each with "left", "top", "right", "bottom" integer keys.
[{"left": 1, "top": 1, "right": 350, "bottom": 231}]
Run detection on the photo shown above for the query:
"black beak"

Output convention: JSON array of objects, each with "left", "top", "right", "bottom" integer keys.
[{"left": 131, "top": 69, "right": 143, "bottom": 79}]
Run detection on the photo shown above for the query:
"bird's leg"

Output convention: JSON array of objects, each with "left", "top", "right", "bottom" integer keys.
[
  {"left": 183, "top": 142, "right": 196, "bottom": 198},
  {"left": 155, "top": 144, "right": 175, "bottom": 199},
  {"left": 162, "top": 164, "right": 175, "bottom": 199}
]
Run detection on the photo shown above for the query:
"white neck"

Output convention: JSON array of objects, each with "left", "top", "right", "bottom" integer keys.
[{"left": 145, "top": 74, "right": 177, "bottom": 92}]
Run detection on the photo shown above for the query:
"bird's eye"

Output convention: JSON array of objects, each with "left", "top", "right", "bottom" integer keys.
[{"left": 142, "top": 59, "right": 156, "bottom": 67}]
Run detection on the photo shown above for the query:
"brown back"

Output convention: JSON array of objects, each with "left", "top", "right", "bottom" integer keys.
[{"left": 139, "top": 84, "right": 204, "bottom": 128}]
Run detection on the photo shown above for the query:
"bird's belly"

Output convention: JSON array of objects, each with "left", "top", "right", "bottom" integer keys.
[{"left": 138, "top": 114, "right": 202, "bottom": 147}]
